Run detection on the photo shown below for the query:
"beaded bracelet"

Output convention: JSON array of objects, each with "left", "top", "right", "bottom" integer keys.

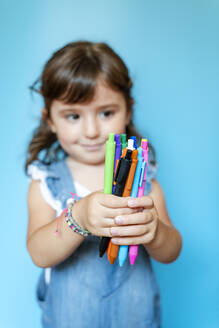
[
  {"left": 54, "top": 192, "right": 90, "bottom": 237},
  {"left": 65, "top": 203, "right": 91, "bottom": 237}
]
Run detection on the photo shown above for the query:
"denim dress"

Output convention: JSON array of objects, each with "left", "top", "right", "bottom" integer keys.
[{"left": 27, "top": 152, "right": 161, "bottom": 328}]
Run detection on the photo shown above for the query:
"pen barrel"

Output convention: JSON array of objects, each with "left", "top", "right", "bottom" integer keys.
[
  {"left": 114, "top": 140, "right": 121, "bottom": 173},
  {"left": 104, "top": 138, "right": 115, "bottom": 194},
  {"left": 129, "top": 245, "right": 138, "bottom": 265},
  {"left": 137, "top": 187, "right": 144, "bottom": 197},
  {"left": 122, "top": 156, "right": 138, "bottom": 197},
  {"left": 114, "top": 159, "right": 131, "bottom": 196},
  {"left": 120, "top": 133, "right": 127, "bottom": 151},
  {"left": 107, "top": 241, "right": 119, "bottom": 264},
  {"left": 99, "top": 134, "right": 115, "bottom": 258},
  {"left": 142, "top": 162, "right": 148, "bottom": 185},
  {"left": 108, "top": 149, "right": 132, "bottom": 264},
  {"left": 131, "top": 162, "right": 143, "bottom": 197},
  {"left": 137, "top": 162, "right": 148, "bottom": 197}
]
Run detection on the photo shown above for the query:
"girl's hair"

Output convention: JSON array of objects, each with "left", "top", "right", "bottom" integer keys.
[{"left": 25, "top": 40, "right": 156, "bottom": 172}]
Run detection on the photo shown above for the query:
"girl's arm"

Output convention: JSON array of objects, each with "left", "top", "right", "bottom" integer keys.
[
  {"left": 26, "top": 180, "right": 86, "bottom": 268},
  {"left": 27, "top": 180, "right": 137, "bottom": 268},
  {"left": 110, "top": 179, "right": 182, "bottom": 264},
  {"left": 143, "top": 179, "right": 182, "bottom": 263}
]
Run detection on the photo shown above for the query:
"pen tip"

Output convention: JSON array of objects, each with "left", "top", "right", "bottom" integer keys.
[
  {"left": 129, "top": 256, "right": 136, "bottom": 265},
  {"left": 108, "top": 256, "right": 116, "bottom": 264},
  {"left": 119, "top": 260, "right": 124, "bottom": 267},
  {"left": 99, "top": 251, "right": 104, "bottom": 257}
]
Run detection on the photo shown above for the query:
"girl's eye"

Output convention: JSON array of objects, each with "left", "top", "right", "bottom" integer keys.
[
  {"left": 66, "top": 113, "right": 80, "bottom": 121},
  {"left": 100, "top": 110, "right": 114, "bottom": 118}
]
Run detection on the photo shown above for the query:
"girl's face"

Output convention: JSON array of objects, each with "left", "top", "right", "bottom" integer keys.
[{"left": 47, "top": 79, "right": 131, "bottom": 165}]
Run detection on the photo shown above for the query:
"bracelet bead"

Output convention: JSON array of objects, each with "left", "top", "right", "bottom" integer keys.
[{"left": 65, "top": 203, "right": 91, "bottom": 237}]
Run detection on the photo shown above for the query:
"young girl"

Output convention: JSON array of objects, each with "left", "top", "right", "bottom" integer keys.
[{"left": 25, "top": 40, "right": 182, "bottom": 328}]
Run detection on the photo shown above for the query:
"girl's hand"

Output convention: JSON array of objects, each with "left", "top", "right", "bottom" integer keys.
[
  {"left": 110, "top": 196, "right": 159, "bottom": 246},
  {"left": 72, "top": 191, "right": 139, "bottom": 237}
]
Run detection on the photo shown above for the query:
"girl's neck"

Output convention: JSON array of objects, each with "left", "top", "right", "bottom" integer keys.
[
  {"left": 66, "top": 156, "right": 105, "bottom": 171},
  {"left": 66, "top": 156, "right": 105, "bottom": 192}
]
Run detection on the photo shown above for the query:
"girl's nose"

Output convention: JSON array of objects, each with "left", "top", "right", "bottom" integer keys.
[{"left": 83, "top": 116, "right": 99, "bottom": 138}]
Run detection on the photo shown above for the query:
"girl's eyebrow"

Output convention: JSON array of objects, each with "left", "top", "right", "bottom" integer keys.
[
  {"left": 96, "top": 103, "right": 119, "bottom": 110},
  {"left": 59, "top": 103, "right": 119, "bottom": 112},
  {"left": 59, "top": 107, "right": 81, "bottom": 112}
]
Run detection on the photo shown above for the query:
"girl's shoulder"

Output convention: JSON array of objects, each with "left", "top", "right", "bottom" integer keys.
[
  {"left": 27, "top": 159, "right": 61, "bottom": 180},
  {"left": 27, "top": 159, "right": 69, "bottom": 215}
]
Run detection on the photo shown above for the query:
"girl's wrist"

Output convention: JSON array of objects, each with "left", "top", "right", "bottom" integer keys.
[
  {"left": 54, "top": 196, "right": 89, "bottom": 237},
  {"left": 144, "top": 221, "right": 182, "bottom": 263},
  {"left": 65, "top": 202, "right": 90, "bottom": 237},
  {"left": 71, "top": 200, "right": 87, "bottom": 231}
]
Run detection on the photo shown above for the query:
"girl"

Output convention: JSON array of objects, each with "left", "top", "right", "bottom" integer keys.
[{"left": 25, "top": 40, "right": 182, "bottom": 328}]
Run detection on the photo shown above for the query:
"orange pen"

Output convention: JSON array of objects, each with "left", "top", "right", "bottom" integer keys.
[
  {"left": 122, "top": 149, "right": 138, "bottom": 197},
  {"left": 107, "top": 140, "right": 138, "bottom": 264}
]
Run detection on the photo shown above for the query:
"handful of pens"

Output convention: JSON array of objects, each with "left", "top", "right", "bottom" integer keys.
[{"left": 99, "top": 133, "right": 149, "bottom": 266}]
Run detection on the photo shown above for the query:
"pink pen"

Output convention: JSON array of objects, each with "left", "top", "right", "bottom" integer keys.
[{"left": 129, "top": 139, "right": 148, "bottom": 265}]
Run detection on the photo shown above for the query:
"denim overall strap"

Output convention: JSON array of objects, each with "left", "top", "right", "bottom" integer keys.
[{"left": 29, "top": 158, "right": 161, "bottom": 328}]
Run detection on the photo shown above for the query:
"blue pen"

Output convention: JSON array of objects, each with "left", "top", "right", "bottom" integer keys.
[
  {"left": 131, "top": 147, "right": 144, "bottom": 197},
  {"left": 130, "top": 136, "right": 137, "bottom": 149},
  {"left": 118, "top": 146, "right": 144, "bottom": 266}
]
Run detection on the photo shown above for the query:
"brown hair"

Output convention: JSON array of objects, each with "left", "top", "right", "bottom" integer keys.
[{"left": 25, "top": 40, "right": 156, "bottom": 172}]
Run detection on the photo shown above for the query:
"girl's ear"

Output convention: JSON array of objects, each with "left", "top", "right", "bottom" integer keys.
[{"left": 41, "top": 108, "right": 56, "bottom": 133}]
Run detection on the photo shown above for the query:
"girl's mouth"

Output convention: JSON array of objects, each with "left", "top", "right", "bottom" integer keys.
[{"left": 81, "top": 142, "right": 105, "bottom": 151}]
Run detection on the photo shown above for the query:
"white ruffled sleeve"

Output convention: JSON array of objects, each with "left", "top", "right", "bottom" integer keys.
[{"left": 27, "top": 162, "right": 62, "bottom": 215}]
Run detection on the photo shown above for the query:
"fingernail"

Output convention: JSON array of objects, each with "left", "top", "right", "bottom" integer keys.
[
  {"left": 115, "top": 216, "right": 123, "bottom": 224},
  {"left": 111, "top": 238, "right": 118, "bottom": 244},
  {"left": 128, "top": 199, "right": 136, "bottom": 206},
  {"left": 111, "top": 228, "right": 119, "bottom": 236}
]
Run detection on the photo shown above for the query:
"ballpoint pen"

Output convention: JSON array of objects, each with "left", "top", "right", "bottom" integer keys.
[
  {"left": 107, "top": 146, "right": 132, "bottom": 264},
  {"left": 99, "top": 133, "right": 115, "bottom": 257},
  {"left": 129, "top": 139, "right": 148, "bottom": 265},
  {"left": 118, "top": 140, "right": 138, "bottom": 266}
]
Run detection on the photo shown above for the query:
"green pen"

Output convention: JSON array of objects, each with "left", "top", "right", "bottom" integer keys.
[
  {"left": 120, "top": 133, "right": 127, "bottom": 152},
  {"left": 104, "top": 133, "right": 116, "bottom": 194},
  {"left": 99, "top": 133, "right": 115, "bottom": 257}
]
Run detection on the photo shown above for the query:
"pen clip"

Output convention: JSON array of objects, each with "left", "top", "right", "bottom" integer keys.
[{"left": 139, "top": 161, "right": 146, "bottom": 187}]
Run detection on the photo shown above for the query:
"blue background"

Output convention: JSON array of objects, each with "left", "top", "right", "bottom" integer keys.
[{"left": 0, "top": 0, "right": 218, "bottom": 327}]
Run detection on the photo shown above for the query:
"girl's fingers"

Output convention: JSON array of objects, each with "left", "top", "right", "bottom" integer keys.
[
  {"left": 128, "top": 196, "right": 154, "bottom": 209},
  {"left": 95, "top": 226, "right": 116, "bottom": 237},
  {"left": 99, "top": 194, "right": 131, "bottom": 208},
  {"left": 89, "top": 207, "right": 143, "bottom": 231},
  {"left": 103, "top": 206, "right": 140, "bottom": 219},
  {"left": 102, "top": 217, "right": 117, "bottom": 228},
  {"left": 114, "top": 211, "right": 153, "bottom": 226},
  {"left": 91, "top": 216, "right": 124, "bottom": 230},
  {"left": 111, "top": 233, "right": 153, "bottom": 245},
  {"left": 111, "top": 222, "right": 155, "bottom": 245},
  {"left": 92, "top": 219, "right": 150, "bottom": 237},
  {"left": 101, "top": 210, "right": 140, "bottom": 228},
  {"left": 110, "top": 224, "right": 149, "bottom": 237},
  {"left": 93, "top": 215, "right": 156, "bottom": 238}
]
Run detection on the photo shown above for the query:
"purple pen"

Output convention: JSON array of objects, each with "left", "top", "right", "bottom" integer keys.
[{"left": 112, "top": 134, "right": 121, "bottom": 193}]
